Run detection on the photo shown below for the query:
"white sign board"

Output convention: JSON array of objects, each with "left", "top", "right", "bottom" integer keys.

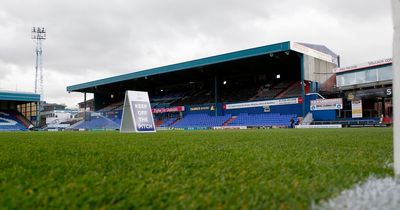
[
  {"left": 310, "top": 98, "right": 343, "bottom": 111},
  {"left": 120, "top": 91, "right": 156, "bottom": 133},
  {"left": 351, "top": 99, "right": 363, "bottom": 118},
  {"left": 225, "top": 97, "right": 301, "bottom": 110}
]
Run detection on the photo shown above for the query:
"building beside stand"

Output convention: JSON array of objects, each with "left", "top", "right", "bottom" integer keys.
[
  {"left": 41, "top": 103, "right": 79, "bottom": 130},
  {"left": 334, "top": 58, "right": 393, "bottom": 122}
]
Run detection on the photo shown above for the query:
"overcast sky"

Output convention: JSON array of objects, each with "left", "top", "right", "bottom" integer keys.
[{"left": 0, "top": 0, "right": 393, "bottom": 107}]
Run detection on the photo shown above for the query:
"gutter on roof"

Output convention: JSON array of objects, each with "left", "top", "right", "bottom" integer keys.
[{"left": 0, "top": 91, "right": 40, "bottom": 102}]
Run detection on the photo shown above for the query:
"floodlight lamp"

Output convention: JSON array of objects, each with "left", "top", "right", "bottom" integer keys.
[
  {"left": 276, "top": 74, "right": 280, "bottom": 79},
  {"left": 223, "top": 81, "right": 227, "bottom": 85}
]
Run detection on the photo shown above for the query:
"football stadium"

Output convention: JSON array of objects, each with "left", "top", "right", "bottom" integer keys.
[
  {"left": 66, "top": 41, "right": 339, "bottom": 130},
  {"left": 65, "top": 41, "right": 392, "bottom": 131},
  {"left": 1, "top": 42, "right": 393, "bottom": 132},
  {"left": 0, "top": 38, "right": 397, "bottom": 209},
  {"left": 0, "top": 1, "right": 399, "bottom": 209}
]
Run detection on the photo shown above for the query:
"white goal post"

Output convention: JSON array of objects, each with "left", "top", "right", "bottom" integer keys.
[{"left": 393, "top": 0, "right": 400, "bottom": 176}]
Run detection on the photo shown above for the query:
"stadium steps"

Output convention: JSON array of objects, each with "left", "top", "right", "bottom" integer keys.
[
  {"left": 158, "top": 117, "right": 179, "bottom": 127},
  {"left": 275, "top": 81, "right": 299, "bottom": 98},
  {"left": 251, "top": 83, "right": 278, "bottom": 100},
  {"left": 169, "top": 118, "right": 181, "bottom": 126},
  {"left": 223, "top": 116, "right": 237, "bottom": 126},
  {"left": 301, "top": 112, "right": 314, "bottom": 125},
  {"left": 251, "top": 81, "right": 294, "bottom": 100},
  {"left": 14, "top": 112, "right": 31, "bottom": 128}
]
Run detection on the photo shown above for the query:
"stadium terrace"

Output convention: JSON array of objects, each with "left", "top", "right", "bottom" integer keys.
[
  {"left": 66, "top": 41, "right": 345, "bottom": 130},
  {"left": 0, "top": 91, "right": 40, "bottom": 131}
]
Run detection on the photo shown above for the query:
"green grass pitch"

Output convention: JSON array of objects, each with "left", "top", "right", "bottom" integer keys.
[{"left": 0, "top": 128, "right": 393, "bottom": 209}]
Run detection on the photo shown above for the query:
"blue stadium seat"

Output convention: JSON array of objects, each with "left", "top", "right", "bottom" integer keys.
[
  {"left": 0, "top": 111, "right": 28, "bottom": 131},
  {"left": 228, "top": 113, "right": 297, "bottom": 127},
  {"left": 173, "top": 114, "right": 231, "bottom": 128},
  {"left": 160, "top": 118, "right": 177, "bottom": 127}
]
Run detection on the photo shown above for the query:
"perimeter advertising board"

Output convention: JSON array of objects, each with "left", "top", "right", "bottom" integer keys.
[
  {"left": 120, "top": 91, "right": 156, "bottom": 133},
  {"left": 189, "top": 105, "right": 216, "bottom": 111},
  {"left": 310, "top": 98, "right": 343, "bottom": 111},
  {"left": 296, "top": 124, "right": 342, "bottom": 129},
  {"left": 224, "top": 97, "right": 301, "bottom": 110},
  {"left": 152, "top": 106, "right": 185, "bottom": 114}
]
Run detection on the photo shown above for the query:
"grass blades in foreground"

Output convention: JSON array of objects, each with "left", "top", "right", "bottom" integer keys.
[{"left": 0, "top": 128, "right": 393, "bottom": 209}]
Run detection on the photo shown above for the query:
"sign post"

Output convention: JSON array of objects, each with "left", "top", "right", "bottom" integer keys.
[
  {"left": 392, "top": 0, "right": 400, "bottom": 176},
  {"left": 120, "top": 91, "right": 156, "bottom": 133}
]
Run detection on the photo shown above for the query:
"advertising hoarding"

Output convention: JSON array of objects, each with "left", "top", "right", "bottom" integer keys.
[
  {"left": 310, "top": 98, "right": 343, "bottom": 111},
  {"left": 152, "top": 106, "right": 185, "bottom": 114},
  {"left": 224, "top": 97, "right": 301, "bottom": 110}
]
